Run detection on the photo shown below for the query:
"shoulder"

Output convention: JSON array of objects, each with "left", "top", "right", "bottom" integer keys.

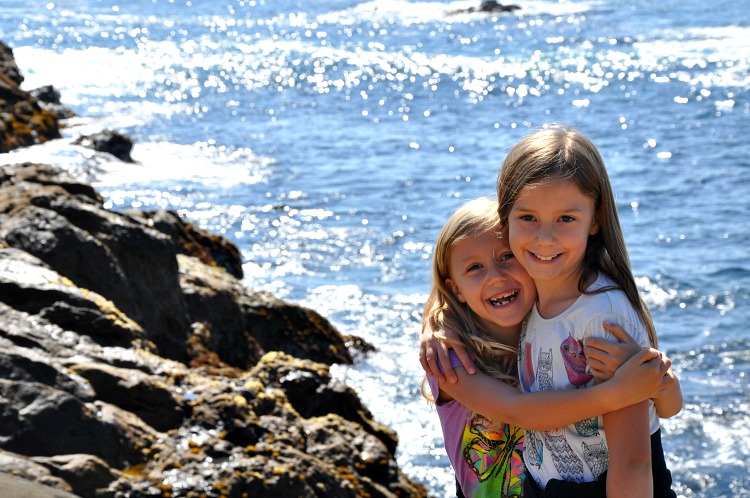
[
  {"left": 579, "top": 275, "right": 648, "bottom": 343},
  {"left": 584, "top": 274, "right": 632, "bottom": 314}
]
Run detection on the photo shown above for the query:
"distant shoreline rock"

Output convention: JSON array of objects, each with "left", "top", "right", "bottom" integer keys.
[
  {"left": 0, "top": 40, "right": 429, "bottom": 498},
  {"left": 447, "top": 0, "right": 521, "bottom": 16}
]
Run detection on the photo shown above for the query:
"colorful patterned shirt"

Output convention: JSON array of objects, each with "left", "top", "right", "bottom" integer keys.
[{"left": 428, "top": 351, "right": 526, "bottom": 497}]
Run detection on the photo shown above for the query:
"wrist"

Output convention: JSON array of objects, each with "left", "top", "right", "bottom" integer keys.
[{"left": 607, "top": 376, "right": 639, "bottom": 410}]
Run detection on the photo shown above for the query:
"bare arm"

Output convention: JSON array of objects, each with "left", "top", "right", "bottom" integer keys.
[
  {"left": 585, "top": 322, "right": 683, "bottom": 418},
  {"left": 437, "top": 348, "right": 671, "bottom": 431},
  {"left": 604, "top": 401, "right": 653, "bottom": 498}
]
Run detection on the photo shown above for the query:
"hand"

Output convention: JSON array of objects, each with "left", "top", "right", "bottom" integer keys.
[
  {"left": 419, "top": 325, "right": 475, "bottom": 383},
  {"left": 613, "top": 348, "right": 674, "bottom": 402},
  {"left": 651, "top": 352, "right": 677, "bottom": 400},
  {"left": 584, "top": 322, "right": 642, "bottom": 382}
]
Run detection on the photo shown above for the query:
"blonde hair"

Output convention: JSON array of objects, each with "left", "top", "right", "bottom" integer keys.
[
  {"left": 496, "top": 124, "right": 658, "bottom": 347},
  {"left": 422, "top": 197, "right": 519, "bottom": 400}
]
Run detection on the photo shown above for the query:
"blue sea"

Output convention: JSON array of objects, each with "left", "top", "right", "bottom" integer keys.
[{"left": 1, "top": 0, "right": 748, "bottom": 496}]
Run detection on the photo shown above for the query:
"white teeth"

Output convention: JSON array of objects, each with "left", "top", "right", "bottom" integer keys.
[
  {"left": 489, "top": 291, "right": 518, "bottom": 306},
  {"left": 535, "top": 253, "right": 557, "bottom": 261}
]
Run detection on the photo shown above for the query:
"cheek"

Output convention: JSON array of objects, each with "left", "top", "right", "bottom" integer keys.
[
  {"left": 507, "top": 222, "right": 525, "bottom": 245},
  {"left": 509, "top": 266, "right": 536, "bottom": 296},
  {"left": 508, "top": 235, "right": 524, "bottom": 257},
  {"left": 519, "top": 273, "right": 537, "bottom": 300}
]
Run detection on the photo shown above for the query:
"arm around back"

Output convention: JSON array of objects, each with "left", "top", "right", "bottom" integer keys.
[{"left": 437, "top": 348, "right": 670, "bottom": 431}]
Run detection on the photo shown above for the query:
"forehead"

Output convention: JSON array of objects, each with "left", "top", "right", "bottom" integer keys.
[
  {"left": 514, "top": 178, "right": 592, "bottom": 207},
  {"left": 453, "top": 228, "right": 510, "bottom": 255}
]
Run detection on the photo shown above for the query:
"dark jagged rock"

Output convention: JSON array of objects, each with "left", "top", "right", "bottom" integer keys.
[
  {"left": 0, "top": 163, "right": 193, "bottom": 362},
  {"left": 126, "top": 209, "right": 244, "bottom": 279},
  {"left": 0, "top": 40, "right": 24, "bottom": 86},
  {"left": 249, "top": 352, "right": 397, "bottom": 454},
  {"left": 241, "top": 287, "right": 354, "bottom": 366},
  {"left": 32, "top": 454, "right": 117, "bottom": 498},
  {"left": 0, "top": 449, "right": 77, "bottom": 494},
  {"left": 29, "top": 85, "right": 77, "bottom": 120},
  {"left": 68, "top": 362, "right": 185, "bottom": 432},
  {"left": 0, "top": 37, "right": 419, "bottom": 498},
  {"left": 0, "top": 379, "right": 157, "bottom": 467},
  {"left": 0, "top": 41, "right": 61, "bottom": 153},
  {"left": 73, "top": 130, "right": 134, "bottom": 163}
]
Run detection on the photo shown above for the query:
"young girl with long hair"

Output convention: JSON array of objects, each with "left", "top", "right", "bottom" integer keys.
[
  {"left": 496, "top": 125, "right": 679, "bottom": 497},
  {"left": 421, "top": 197, "right": 675, "bottom": 498}
]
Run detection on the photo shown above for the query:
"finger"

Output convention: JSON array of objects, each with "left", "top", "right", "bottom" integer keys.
[
  {"left": 632, "top": 348, "right": 659, "bottom": 366},
  {"left": 420, "top": 340, "right": 446, "bottom": 382},
  {"left": 453, "top": 345, "right": 476, "bottom": 375},
  {"left": 423, "top": 352, "right": 445, "bottom": 383},
  {"left": 583, "top": 337, "right": 624, "bottom": 358},
  {"left": 583, "top": 343, "right": 606, "bottom": 362},
  {"left": 419, "top": 352, "right": 431, "bottom": 375},
  {"left": 659, "top": 355, "right": 671, "bottom": 377},
  {"left": 419, "top": 341, "right": 434, "bottom": 375},
  {"left": 660, "top": 375, "right": 675, "bottom": 390},
  {"left": 436, "top": 342, "right": 456, "bottom": 384},
  {"left": 660, "top": 352, "right": 672, "bottom": 370},
  {"left": 587, "top": 364, "right": 614, "bottom": 382},
  {"left": 602, "top": 322, "right": 638, "bottom": 344},
  {"left": 585, "top": 356, "right": 606, "bottom": 371},
  {"left": 418, "top": 337, "right": 430, "bottom": 367}
]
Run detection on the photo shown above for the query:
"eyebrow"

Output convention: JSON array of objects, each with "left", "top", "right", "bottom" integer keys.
[{"left": 512, "top": 204, "right": 586, "bottom": 213}]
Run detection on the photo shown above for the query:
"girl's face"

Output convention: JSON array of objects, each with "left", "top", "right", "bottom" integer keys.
[
  {"left": 507, "top": 179, "right": 600, "bottom": 290},
  {"left": 445, "top": 229, "right": 537, "bottom": 342}
]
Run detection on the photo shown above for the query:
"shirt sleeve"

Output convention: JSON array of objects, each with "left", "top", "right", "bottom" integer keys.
[{"left": 582, "top": 312, "right": 649, "bottom": 347}]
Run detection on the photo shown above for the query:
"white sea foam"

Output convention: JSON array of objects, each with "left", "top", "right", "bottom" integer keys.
[{"left": 633, "top": 26, "right": 750, "bottom": 88}]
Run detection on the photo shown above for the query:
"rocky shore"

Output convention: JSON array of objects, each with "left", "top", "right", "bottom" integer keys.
[{"left": 0, "top": 41, "right": 429, "bottom": 498}]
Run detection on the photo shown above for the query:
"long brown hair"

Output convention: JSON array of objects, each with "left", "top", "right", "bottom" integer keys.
[
  {"left": 496, "top": 125, "right": 658, "bottom": 347},
  {"left": 422, "top": 197, "right": 519, "bottom": 392}
]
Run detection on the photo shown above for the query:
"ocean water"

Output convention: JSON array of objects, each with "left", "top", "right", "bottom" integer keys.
[{"left": 1, "top": 0, "right": 748, "bottom": 496}]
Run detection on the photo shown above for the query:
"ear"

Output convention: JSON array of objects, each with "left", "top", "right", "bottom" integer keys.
[
  {"left": 445, "top": 278, "right": 466, "bottom": 302},
  {"left": 589, "top": 210, "right": 601, "bottom": 236}
]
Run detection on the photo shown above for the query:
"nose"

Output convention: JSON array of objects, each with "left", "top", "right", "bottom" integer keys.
[
  {"left": 534, "top": 221, "right": 556, "bottom": 246},
  {"left": 488, "top": 261, "right": 509, "bottom": 283}
]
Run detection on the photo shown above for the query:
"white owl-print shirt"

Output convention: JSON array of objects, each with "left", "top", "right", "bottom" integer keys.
[{"left": 518, "top": 273, "right": 660, "bottom": 489}]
